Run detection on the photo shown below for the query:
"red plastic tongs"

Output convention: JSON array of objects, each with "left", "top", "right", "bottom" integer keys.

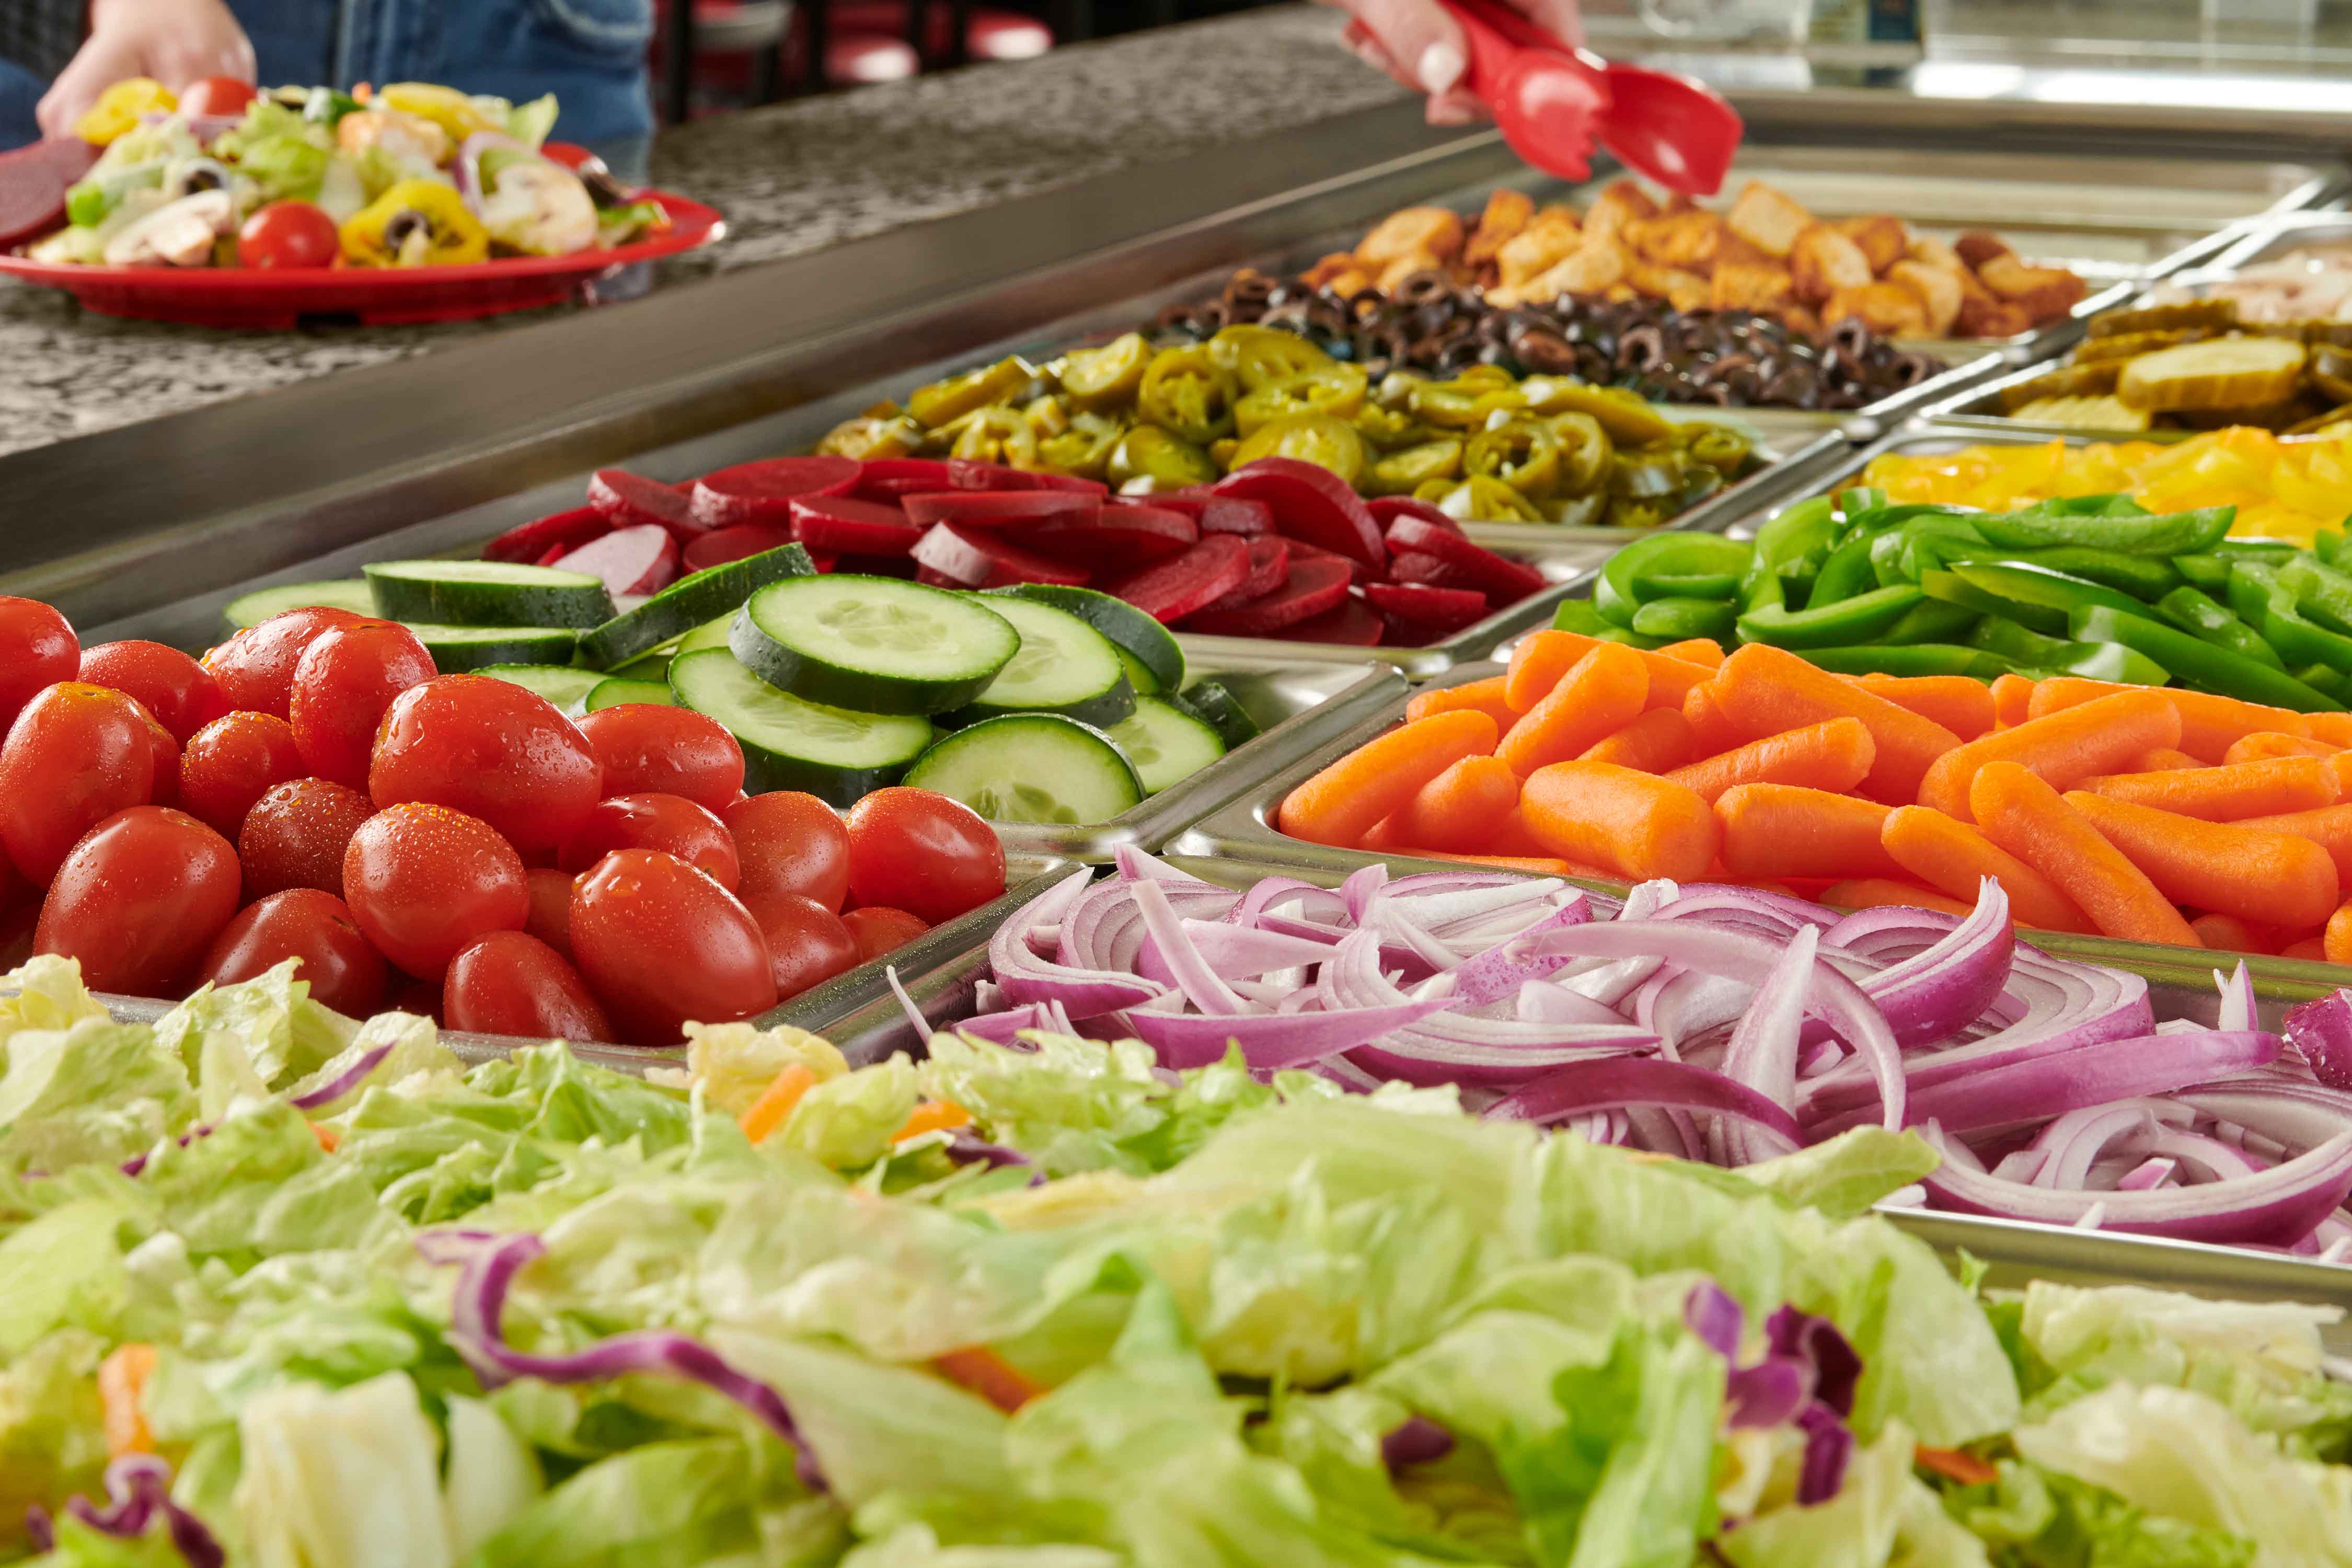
[{"left": 1434, "top": 0, "right": 1743, "bottom": 197}]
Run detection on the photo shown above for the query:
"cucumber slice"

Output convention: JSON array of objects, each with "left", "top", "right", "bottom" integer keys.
[
  {"left": 365, "top": 560, "right": 615, "bottom": 629},
  {"left": 476, "top": 664, "right": 606, "bottom": 716},
  {"left": 406, "top": 623, "right": 578, "bottom": 673},
  {"left": 678, "top": 613, "right": 735, "bottom": 655},
  {"left": 608, "top": 612, "right": 730, "bottom": 682},
  {"left": 608, "top": 650, "right": 672, "bottom": 681},
  {"left": 731, "top": 575, "right": 1020, "bottom": 717},
  {"left": 224, "top": 579, "right": 376, "bottom": 629},
  {"left": 587, "top": 677, "right": 677, "bottom": 711},
  {"left": 1172, "top": 679, "right": 1262, "bottom": 750},
  {"left": 577, "top": 543, "right": 819, "bottom": 670},
  {"left": 1104, "top": 697, "right": 1227, "bottom": 794},
  {"left": 993, "top": 583, "right": 1184, "bottom": 696},
  {"left": 902, "top": 714, "right": 1144, "bottom": 825},
  {"left": 670, "top": 648, "right": 935, "bottom": 805},
  {"left": 946, "top": 597, "right": 1135, "bottom": 729}
]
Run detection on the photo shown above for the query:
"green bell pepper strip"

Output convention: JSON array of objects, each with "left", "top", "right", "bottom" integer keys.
[
  {"left": 1965, "top": 616, "right": 2172, "bottom": 686},
  {"left": 1641, "top": 571, "right": 1743, "bottom": 599},
  {"left": 1881, "top": 598, "right": 1978, "bottom": 644},
  {"left": 1808, "top": 536, "right": 1882, "bottom": 607},
  {"left": 2069, "top": 605, "right": 2343, "bottom": 712},
  {"left": 2175, "top": 555, "right": 2228, "bottom": 593},
  {"left": 1969, "top": 500, "right": 2231, "bottom": 556},
  {"left": 2219, "top": 540, "right": 2305, "bottom": 562},
  {"left": 1941, "top": 561, "right": 2149, "bottom": 638},
  {"left": 2297, "top": 663, "right": 2352, "bottom": 701},
  {"left": 1833, "top": 486, "right": 1889, "bottom": 521},
  {"left": 2226, "top": 562, "right": 2352, "bottom": 675},
  {"left": 2278, "top": 558, "right": 2352, "bottom": 638},
  {"left": 1595, "top": 533, "right": 1751, "bottom": 629},
  {"left": 2318, "top": 532, "right": 2348, "bottom": 569},
  {"left": 2151, "top": 587, "right": 2286, "bottom": 670},
  {"left": 1736, "top": 585, "right": 1924, "bottom": 650},
  {"left": 1798, "top": 644, "right": 2012, "bottom": 678},
  {"left": 1869, "top": 517, "right": 1988, "bottom": 587},
  {"left": 1740, "top": 497, "right": 1837, "bottom": 612},
  {"left": 1631, "top": 597, "right": 1737, "bottom": 640},
  {"left": 1552, "top": 597, "right": 1670, "bottom": 647},
  {"left": 2011, "top": 546, "right": 2180, "bottom": 601}
]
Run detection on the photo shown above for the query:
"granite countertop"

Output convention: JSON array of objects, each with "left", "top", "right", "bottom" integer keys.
[{"left": 0, "top": 5, "right": 1406, "bottom": 459}]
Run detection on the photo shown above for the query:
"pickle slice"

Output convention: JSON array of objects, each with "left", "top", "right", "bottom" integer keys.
[
  {"left": 2288, "top": 403, "right": 2352, "bottom": 436},
  {"left": 2169, "top": 396, "right": 2325, "bottom": 432},
  {"left": 2311, "top": 347, "right": 2352, "bottom": 406},
  {"left": 2116, "top": 336, "right": 2306, "bottom": 412},
  {"left": 2086, "top": 298, "right": 2239, "bottom": 340},
  {"left": 2305, "top": 321, "right": 2352, "bottom": 350},
  {"left": 1997, "top": 361, "right": 2120, "bottom": 413},
  {"left": 2072, "top": 329, "right": 2194, "bottom": 365},
  {"left": 2008, "top": 395, "right": 2153, "bottom": 432}
]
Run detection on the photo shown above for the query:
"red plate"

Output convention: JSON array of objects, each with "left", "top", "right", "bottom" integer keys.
[{"left": 0, "top": 144, "right": 722, "bottom": 329}]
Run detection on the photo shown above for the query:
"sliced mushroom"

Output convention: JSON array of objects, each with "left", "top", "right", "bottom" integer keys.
[
  {"left": 478, "top": 159, "right": 598, "bottom": 257},
  {"left": 101, "top": 189, "right": 235, "bottom": 267}
]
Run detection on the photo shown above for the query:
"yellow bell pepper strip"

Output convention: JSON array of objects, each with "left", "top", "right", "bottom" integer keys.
[
  {"left": 340, "top": 180, "right": 489, "bottom": 267},
  {"left": 74, "top": 79, "right": 176, "bottom": 146},
  {"left": 376, "top": 83, "right": 504, "bottom": 144}
]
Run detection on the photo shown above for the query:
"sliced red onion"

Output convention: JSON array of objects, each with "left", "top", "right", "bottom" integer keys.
[
  {"left": 993, "top": 870, "right": 1166, "bottom": 1018},
  {"left": 2286, "top": 990, "right": 2352, "bottom": 1091},
  {"left": 1795, "top": 1403, "right": 1855, "bottom": 1506},
  {"left": 1129, "top": 879, "right": 1245, "bottom": 1016},
  {"left": 1852, "top": 879, "right": 2015, "bottom": 1049},
  {"left": 2174, "top": 1079, "right": 2352, "bottom": 1159},
  {"left": 1382, "top": 1416, "right": 1455, "bottom": 1469},
  {"left": 2217, "top": 961, "right": 2258, "bottom": 1033},
  {"left": 1446, "top": 897, "right": 1596, "bottom": 1007},
  {"left": 1126, "top": 978, "right": 1463, "bottom": 1071},
  {"left": 1719, "top": 925, "right": 1817, "bottom": 1139},
  {"left": 456, "top": 130, "right": 530, "bottom": 212},
  {"left": 286, "top": 1040, "right": 395, "bottom": 1110},
  {"left": 1486, "top": 1058, "right": 1801, "bottom": 1154},
  {"left": 2116, "top": 1158, "right": 2176, "bottom": 1190},
  {"left": 29, "top": 1455, "right": 224, "bottom": 1568}
]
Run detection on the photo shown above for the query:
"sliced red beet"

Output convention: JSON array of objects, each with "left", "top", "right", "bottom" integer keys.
[
  {"left": 684, "top": 523, "right": 798, "bottom": 573},
  {"left": 854, "top": 458, "right": 958, "bottom": 501},
  {"left": 900, "top": 490, "right": 1097, "bottom": 528},
  {"left": 1389, "top": 550, "right": 1489, "bottom": 594},
  {"left": 1272, "top": 594, "right": 1386, "bottom": 646},
  {"left": 910, "top": 523, "right": 1091, "bottom": 589},
  {"left": 688, "top": 456, "right": 860, "bottom": 529},
  {"left": 554, "top": 523, "right": 681, "bottom": 598},
  {"left": 942, "top": 458, "right": 1112, "bottom": 498},
  {"left": 0, "top": 136, "right": 99, "bottom": 250},
  {"left": 1199, "top": 497, "right": 1273, "bottom": 537},
  {"left": 1382, "top": 518, "right": 1548, "bottom": 602},
  {"left": 1101, "top": 535, "right": 1253, "bottom": 624},
  {"left": 832, "top": 552, "right": 919, "bottom": 580},
  {"left": 1367, "top": 495, "right": 1462, "bottom": 534},
  {"left": 1028, "top": 472, "right": 1112, "bottom": 497},
  {"left": 1286, "top": 537, "right": 1381, "bottom": 586},
  {"left": 791, "top": 493, "right": 927, "bottom": 555},
  {"left": 485, "top": 504, "right": 612, "bottom": 564},
  {"left": 1025, "top": 505, "right": 1198, "bottom": 570},
  {"left": 916, "top": 566, "right": 964, "bottom": 589},
  {"left": 1133, "top": 488, "right": 1210, "bottom": 518},
  {"left": 1179, "top": 557, "right": 1351, "bottom": 637},
  {"left": 1198, "top": 536, "right": 1290, "bottom": 609},
  {"left": 588, "top": 469, "right": 704, "bottom": 541},
  {"left": 1212, "top": 459, "right": 1386, "bottom": 570},
  {"left": 1364, "top": 582, "right": 1491, "bottom": 640}
]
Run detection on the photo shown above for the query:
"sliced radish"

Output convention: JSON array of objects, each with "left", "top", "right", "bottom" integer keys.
[
  {"left": 900, "top": 490, "right": 1097, "bottom": 528},
  {"left": 909, "top": 523, "right": 1091, "bottom": 589},
  {"left": 1364, "top": 582, "right": 1490, "bottom": 642},
  {"left": 485, "top": 504, "right": 611, "bottom": 563},
  {"left": 1179, "top": 557, "right": 1351, "bottom": 637},
  {"left": 536, "top": 542, "right": 572, "bottom": 567},
  {"left": 1025, "top": 505, "right": 1198, "bottom": 570},
  {"left": 1101, "top": 534, "right": 1252, "bottom": 624},
  {"left": 555, "top": 523, "right": 681, "bottom": 597},
  {"left": 689, "top": 456, "right": 860, "bottom": 528},
  {"left": 791, "top": 493, "right": 926, "bottom": 555},
  {"left": 588, "top": 469, "right": 703, "bottom": 541},
  {"left": 684, "top": 523, "right": 798, "bottom": 573},
  {"left": 1382, "top": 518, "right": 1547, "bottom": 601},
  {"left": 1212, "top": 458, "right": 1386, "bottom": 570},
  {"left": 1273, "top": 594, "right": 1386, "bottom": 646}
]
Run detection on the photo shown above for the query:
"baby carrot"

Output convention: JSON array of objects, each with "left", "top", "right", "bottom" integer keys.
[
  {"left": 2224, "top": 731, "right": 2339, "bottom": 764},
  {"left": 1498, "top": 643, "right": 1648, "bottom": 775},
  {"left": 1850, "top": 674, "right": 1997, "bottom": 741},
  {"left": 1280, "top": 709, "right": 1498, "bottom": 847},
  {"left": 740, "top": 1064, "right": 817, "bottom": 1144},
  {"left": 2234, "top": 803, "right": 2352, "bottom": 883},
  {"left": 2284, "top": 935, "right": 2331, "bottom": 961},
  {"left": 1406, "top": 675, "right": 1516, "bottom": 732},
  {"left": 1665, "top": 718, "right": 1875, "bottom": 806},
  {"left": 2191, "top": 913, "right": 2274, "bottom": 954},
  {"left": 1716, "top": 784, "right": 1904, "bottom": 881},
  {"left": 2330, "top": 900, "right": 2352, "bottom": 967},
  {"left": 1393, "top": 849, "right": 1606, "bottom": 877},
  {"left": 98, "top": 1344, "right": 157, "bottom": 1458},
  {"left": 2074, "top": 756, "right": 2339, "bottom": 822},
  {"left": 2028, "top": 677, "right": 2310, "bottom": 764},
  {"left": 1918, "top": 689, "right": 2182, "bottom": 821},
  {"left": 1654, "top": 638, "right": 1726, "bottom": 668},
  {"left": 1394, "top": 755, "right": 1524, "bottom": 851},
  {"left": 2130, "top": 747, "right": 2208, "bottom": 773},
  {"left": 2064, "top": 790, "right": 2341, "bottom": 930},
  {"left": 1506, "top": 629, "right": 1713, "bottom": 713},
  {"left": 1521, "top": 760, "right": 1719, "bottom": 882},
  {"left": 1970, "top": 763, "right": 2200, "bottom": 948},
  {"left": 1991, "top": 672, "right": 2035, "bottom": 729},
  {"left": 1682, "top": 680, "right": 1747, "bottom": 757},
  {"left": 1579, "top": 708, "right": 1697, "bottom": 774},
  {"left": 2308, "top": 712, "right": 2352, "bottom": 747},
  {"left": 1879, "top": 804, "right": 2093, "bottom": 933},
  {"left": 1823, "top": 878, "right": 1974, "bottom": 917},
  {"left": 1709, "top": 643, "right": 1960, "bottom": 805}
]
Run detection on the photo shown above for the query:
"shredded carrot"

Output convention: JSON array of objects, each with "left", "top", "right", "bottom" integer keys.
[
  {"left": 1915, "top": 1445, "right": 1998, "bottom": 1487},
  {"left": 98, "top": 1344, "right": 157, "bottom": 1457},
  {"left": 935, "top": 1346, "right": 1044, "bottom": 1412},
  {"left": 740, "top": 1064, "right": 817, "bottom": 1144},
  {"left": 310, "top": 1121, "right": 340, "bottom": 1154},
  {"left": 895, "top": 1099, "right": 973, "bottom": 1143}
]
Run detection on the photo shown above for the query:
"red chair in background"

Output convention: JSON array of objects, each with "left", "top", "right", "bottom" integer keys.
[{"left": 655, "top": 0, "right": 1057, "bottom": 118}]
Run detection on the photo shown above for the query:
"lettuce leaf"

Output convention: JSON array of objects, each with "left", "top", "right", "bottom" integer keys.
[
  {"left": 1941, "top": 1458, "right": 2255, "bottom": 1568},
  {"left": 0, "top": 1016, "right": 193, "bottom": 1175},
  {"left": 230, "top": 1370, "right": 452, "bottom": 1568}
]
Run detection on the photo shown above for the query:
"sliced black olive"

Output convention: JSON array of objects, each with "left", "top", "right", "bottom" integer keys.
[{"left": 382, "top": 209, "right": 432, "bottom": 250}]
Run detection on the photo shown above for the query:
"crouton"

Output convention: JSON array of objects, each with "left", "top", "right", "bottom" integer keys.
[
  {"left": 1835, "top": 214, "right": 1911, "bottom": 274},
  {"left": 1523, "top": 239, "right": 1629, "bottom": 301},
  {"left": 1906, "top": 235, "right": 1966, "bottom": 273},
  {"left": 1584, "top": 181, "right": 1659, "bottom": 247},
  {"left": 1301, "top": 251, "right": 1359, "bottom": 289},
  {"left": 1496, "top": 219, "right": 1581, "bottom": 292},
  {"left": 1955, "top": 292, "right": 2035, "bottom": 339},
  {"left": 1464, "top": 189, "right": 1535, "bottom": 268},
  {"left": 1626, "top": 258, "right": 1709, "bottom": 306},
  {"left": 1710, "top": 260, "right": 1796, "bottom": 315},
  {"left": 1790, "top": 224, "right": 1875, "bottom": 306},
  {"left": 1726, "top": 181, "right": 1813, "bottom": 259},
  {"left": 1602, "top": 283, "right": 1641, "bottom": 304},
  {"left": 1323, "top": 268, "right": 1373, "bottom": 299},
  {"left": 1628, "top": 208, "right": 1723, "bottom": 273},
  {"left": 1952, "top": 230, "right": 2014, "bottom": 271},
  {"left": 1826, "top": 282, "right": 1930, "bottom": 338},
  {"left": 1714, "top": 232, "right": 1779, "bottom": 271},
  {"left": 1356, "top": 207, "right": 1465, "bottom": 268},
  {"left": 1667, "top": 275, "right": 1712, "bottom": 315},
  {"left": 1887, "top": 259, "right": 1963, "bottom": 337},
  {"left": 1977, "top": 255, "right": 2088, "bottom": 323},
  {"left": 1376, "top": 250, "right": 1450, "bottom": 293}
]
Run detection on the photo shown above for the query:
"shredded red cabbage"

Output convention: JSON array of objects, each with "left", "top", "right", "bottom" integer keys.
[{"left": 1682, "top": 1283, "right": 1861, "bottom": 1504}]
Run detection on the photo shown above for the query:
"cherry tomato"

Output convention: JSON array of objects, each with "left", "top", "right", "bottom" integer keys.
[
  {"left": 202, "top": 607, "right": 368, "bottom": 719},
  {"left": 444, "top": 931, "right": 615, "bottom": 1043},
  {"left": 391, "top": 975, "right": 444, "bottom": 1023},
  {"left": 569, "top": 848, "right": 775, "bottom": 1044},
  {"left": 738, "top": 887, "right": 861, "bottom": 1002},
  {"left": 524, "top": 866, "right": 576, "bottom": 959},
  {"left": 289, "top": 620, "right": 434, "bottom": 789},
  {"left": 574, "top": 705, "right": 745, "bottom": 813},
  {"left": 841, "top": 905, "right": 930, "bottom": 963},
  {"left": 177, "top": 76, "right": 258, "bottom": 117},
  {"left": 0, "top": 597, "right": 77, "bottom": 735},
  {"left": 0, "top": 896, "right": 36, "bottom": 970},
  {"left": 179, "top": 711, "right": 303, "bottom": 838},
  {"left": 343, "top": 803, "right": 529, "bottom": 981},
  {"left": 0, "top": 838, "right": 22, "bottom": 907},
  {"left": 237, "top": 201, "right": 338, "bottom": 270},
  {"left": 724, "top": 791, "right": 850, "bottom": 913},
  {"left": 0, "top": 682, "right": 157, "bottom": 882},
  {"left": 76, "top": 640, "right": 228, "bottom": 744},
  {"left": 36, "top": 806, "right": 239, "bottom": 995},
  {"left": 239, "top": 776, "right": 376, "bottom": 901},
  {"left": 197, "top": 888, "right": 390, "bottom": 1017},
  {"left": 369, "top": 676, "right": 602, "bottom": 855},
  {"left": 844, "top": 788, "right": 1005, "bottom": 925},
  {"left": 138, "top": 710, "right": 181, "bottom": 807},
  {"left": 559, "top": 792, "right": 739, "bottom": 887}
]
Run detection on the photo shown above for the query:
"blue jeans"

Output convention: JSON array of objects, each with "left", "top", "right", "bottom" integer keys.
[{"left": 3, "top": 0, "right": 652, "bottom": 175}]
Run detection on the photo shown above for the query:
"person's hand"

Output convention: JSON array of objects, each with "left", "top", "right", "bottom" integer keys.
[
  {"left": 37, "top": 0, "right": 256, "bottom": 139},
  {"left": 1318, "top": 0, "right": 1584, "bottom": 124}
]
